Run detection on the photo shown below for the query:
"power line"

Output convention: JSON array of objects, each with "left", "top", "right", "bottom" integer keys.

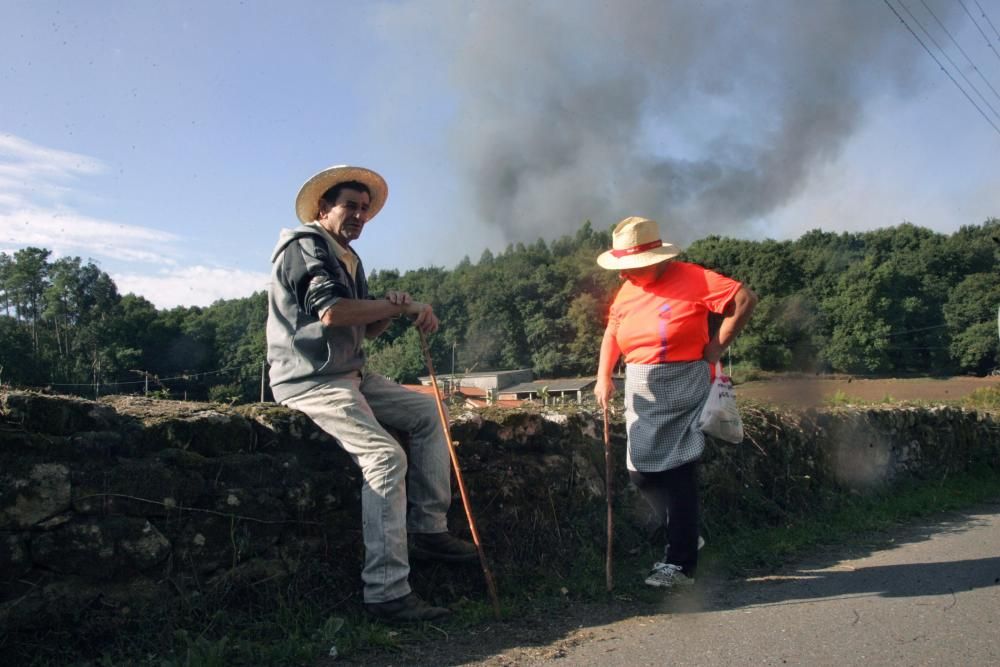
[
  {"left": 919, "top": 0, "right": 1000, "bottom": 106},
  {"left": 884, "top": 322, "right": 952, "bottom": 337},
  {"left": 883, "top": 0, "right": 1000, "bottom": 137},
  {"left": 881, "top": 345, "right": 952, "bottom": 350},
  {"left": 902, "top": 0, "right": 1000, "bottom": 120},
  {"left": 44, "top": 361, "right": 262, "bottom": 388},
  {"left": 959, "top": 0, "right": 1000, "bottom": 64},
  {"left": 974, "top": 0, "right": 1000, "bottom": 42}
]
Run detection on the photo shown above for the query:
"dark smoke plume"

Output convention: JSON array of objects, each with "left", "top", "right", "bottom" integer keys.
[{"left": 379, "top": 1, "right": 954, "bottom": 245}]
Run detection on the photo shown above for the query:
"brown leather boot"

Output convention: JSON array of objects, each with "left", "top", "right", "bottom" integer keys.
[
  {"left": 365, "top": 592, "right": 451, "bottom": 622},
  {"left": 410, "top": 532, "right": 478, "bottom": 562}
]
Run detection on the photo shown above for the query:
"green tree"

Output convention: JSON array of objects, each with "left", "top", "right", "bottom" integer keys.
[
  {"left": 0, "top": 253, "right": 13, "bottom": 316},
  {"left": 0, "top": 315, "right": 41, "bottom": 386},
  {"left": 6, "top": 247, "right": 51, "bottom": 351},
  {"left": 201, "top": 291, "right": 268, "bottom": 400},
  {"left": 565, "top": 292, "right": 604, "bottom": 374},
  {"left": 366, "top": 328, "right": 426, "bottom": 383},
  {"left": 819, "top": 258, "right": 893, "bottom": 374},
  {"left": 5, "top": 218, "right": 999, "bottom": 397},
  {"left": 943, "top": 272, "right": 1000, "bottom": 374}
]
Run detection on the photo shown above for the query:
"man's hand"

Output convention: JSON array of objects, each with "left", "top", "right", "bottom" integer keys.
[
  {"left": 384, "top": 290, "right": 413, "bottom": 307},
  {"left": 405, "top": 301, "right": 439, "bottom": 334},
  {"left": 365, "top": 291, "right": 417, "bottom": 339}
]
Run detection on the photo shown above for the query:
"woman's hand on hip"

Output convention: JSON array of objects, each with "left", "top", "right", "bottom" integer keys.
[{"left": 703, "top": 339, "right": 724, "bottom": 365}]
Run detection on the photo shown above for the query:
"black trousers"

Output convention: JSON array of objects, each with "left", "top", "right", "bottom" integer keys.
[{"left": 629, "top": 460, "right": 699, "bottom": 576}]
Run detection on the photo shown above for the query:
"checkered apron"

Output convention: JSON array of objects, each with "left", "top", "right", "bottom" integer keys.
[{"left": 624, "top": 361, "right": 711, "bottom": 472}]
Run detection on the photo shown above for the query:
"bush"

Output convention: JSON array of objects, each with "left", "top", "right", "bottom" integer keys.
[
  {"left": 208, "top": 383, "right": 244, "bottom": 405},
  {"left": 728, "top": 361, "right": 764, "bottom": 383},
  {"left": 963, "top": 386, "right": 1000, "bottom": 412}
]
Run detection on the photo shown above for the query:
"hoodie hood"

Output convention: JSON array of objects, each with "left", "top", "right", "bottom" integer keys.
[{"left": 270, "top": 226, "right": 325, "bottom": 264}]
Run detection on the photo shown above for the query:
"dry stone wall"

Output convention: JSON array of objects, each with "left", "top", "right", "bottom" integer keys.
[{"left": 1, "top": 390, "right": 997, "bottom": 633}]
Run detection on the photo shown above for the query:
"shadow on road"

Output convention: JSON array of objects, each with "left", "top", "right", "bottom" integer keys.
[{"left": 718, "top": 556, "right": 1000, "bottom": 611}]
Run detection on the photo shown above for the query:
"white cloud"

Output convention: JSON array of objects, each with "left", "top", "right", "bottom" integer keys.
[
  {"left": 0, "top": 134, "right": 105, "bottom": 209},
  {"left": 0, "top": 134, "right": 177, "bottom": 264},
  {"left": 0, "top": 133, "right": 105, "bottom": 176},
  {"left": 113, "top": 266, "right": 270, "bottom": 309},
  {"left": 0, "top": 134, "right": 268, "bottom": 309},
  {"left": 0, "top": 206, "right": 179, "bottom": 264}
]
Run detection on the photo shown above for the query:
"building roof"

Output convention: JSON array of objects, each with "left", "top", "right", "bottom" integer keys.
[
  {"left": 402, "top": 384, "right": 437, "bottom": 396},
  {"left": 417, "top": 369, "right": 533, "bottom": 382},
  {"left": 499, "top": 378, "right": 596, "bottom": 395},
  {"left": 455, "top": 386, "right": 488, "bottom": 397},
  {"left": 459, "top": 397, "right": 525, "bottom": 409},
  {"left": 402, "top": 384, "right": 526, "bottom": 408},
  {"left": 403, "top": 384, "right": 488, "bottom": 398}
]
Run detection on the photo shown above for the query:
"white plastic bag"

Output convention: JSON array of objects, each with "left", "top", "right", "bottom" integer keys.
[{"left": 698, "top": 362, "right": 744, "bottom": 443}]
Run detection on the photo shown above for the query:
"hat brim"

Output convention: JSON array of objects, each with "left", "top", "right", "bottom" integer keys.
[
  {"left": 596, "top": 244, "right": 680, "bottom": 270},
  {"left": 295, "top": 165, "right": 388, "bottom": 223}
]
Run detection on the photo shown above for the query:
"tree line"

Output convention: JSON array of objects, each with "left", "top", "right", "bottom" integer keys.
[{"left": 1, "top": 219, "right": 997, "bottom": 402}]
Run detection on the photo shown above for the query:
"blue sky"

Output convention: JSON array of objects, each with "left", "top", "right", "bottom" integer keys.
[{"left": 1, "top": 1, "right": 998, "bottom": 309}]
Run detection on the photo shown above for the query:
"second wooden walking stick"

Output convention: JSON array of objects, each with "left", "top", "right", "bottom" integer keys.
[
  {"left": 603, "top": 404, "right": 614, "bottom": 592},
  {"left": 419, "top": 331, "right": 502, "bottom": 619}
]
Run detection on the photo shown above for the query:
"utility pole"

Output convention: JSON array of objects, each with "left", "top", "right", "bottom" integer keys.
[{"left": 131, "top": 369, "right": 150, "bottom": 396}]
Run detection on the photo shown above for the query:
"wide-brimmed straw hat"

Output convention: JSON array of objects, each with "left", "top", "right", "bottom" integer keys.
[
  {"left": 596, "top": 217, "right": 682, "bottom": 270},
  {"left": 295, "top": 165, "right": 388, "bottom": 223}
]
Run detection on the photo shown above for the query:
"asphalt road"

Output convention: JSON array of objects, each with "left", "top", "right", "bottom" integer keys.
[{"left": 503, "top": 504, "right": 1000, "bottom": 666}]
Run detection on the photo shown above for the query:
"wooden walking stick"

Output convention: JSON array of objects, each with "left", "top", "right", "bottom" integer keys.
[
  {"left": 603, "top": 404, "right": 614, "bottom": 592},
  {"left": 418, "top": 331, "right": 502, "bottom": 619}
]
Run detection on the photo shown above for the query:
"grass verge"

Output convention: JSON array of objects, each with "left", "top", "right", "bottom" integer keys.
[
  {"left": 700, "top": 467, "right": 1000, "bottom": 577},
  {"left": 818, "top": 384, "right": 1000, "bottom": 412}
]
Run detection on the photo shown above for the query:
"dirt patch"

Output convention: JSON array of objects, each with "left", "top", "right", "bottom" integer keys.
[
  {"left": 326, "top": 599, "right": 657, "bottom": 667},
  {"left": 735, "top": 375, "right": 999, "bottom": 409}
]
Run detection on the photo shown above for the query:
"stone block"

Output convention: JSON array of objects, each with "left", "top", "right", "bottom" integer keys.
[
  {"left": 72, "top": 457, "right": 206, "bottom": 516},
  {"left": 30, "top": 517, "right": 120, "bottom": 579},
  {"left": 167, "top": 490, "right": 287, "bottom": 575},
  {"left": 1, "top": 391, "right": 124, "bottom": 435},
  {"left": 142, "top": 410, "right": 254, "bottom": 457},
  {"left": 119, "top": 520, "right": 172, "bottom": 571},
  {"left": 0, "top": 463, "right": 71, "bottom": 529},
  {"left": 0, "top": 531, "right": 31, "bottom": 581}
]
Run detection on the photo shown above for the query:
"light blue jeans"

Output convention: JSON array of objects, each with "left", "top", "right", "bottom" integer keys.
[{"left": 283, "top": 370, "right": 451, "bottom": 603}]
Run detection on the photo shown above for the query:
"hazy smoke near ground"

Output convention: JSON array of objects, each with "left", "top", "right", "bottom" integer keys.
[{"left": 378, "top": 1, "right": 955, "bottom": 245}]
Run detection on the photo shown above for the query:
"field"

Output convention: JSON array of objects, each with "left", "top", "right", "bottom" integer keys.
[{"left": 735, "top": 374, "right": 999, "bottom": 408}]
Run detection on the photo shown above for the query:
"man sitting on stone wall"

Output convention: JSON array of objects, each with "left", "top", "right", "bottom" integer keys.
[{"left": 265, "top": 165, "right": 476, "bottom": 622}]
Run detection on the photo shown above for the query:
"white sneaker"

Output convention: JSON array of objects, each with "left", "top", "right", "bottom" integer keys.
[{"left": 644, "top": 562, "right": 695, "bottom": 588}]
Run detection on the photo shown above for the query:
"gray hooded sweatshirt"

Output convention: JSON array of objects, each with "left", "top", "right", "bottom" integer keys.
[{"left": 266, "top": 227, "right": 370, "bottom": 403}]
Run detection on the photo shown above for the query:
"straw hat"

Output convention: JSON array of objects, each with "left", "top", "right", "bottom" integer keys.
[
  {"left": 295, "top": 165, "right": 388, "bottom": 223},
  {"left": 596, "top": 217, "right": 682, "bottom": 270}
]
